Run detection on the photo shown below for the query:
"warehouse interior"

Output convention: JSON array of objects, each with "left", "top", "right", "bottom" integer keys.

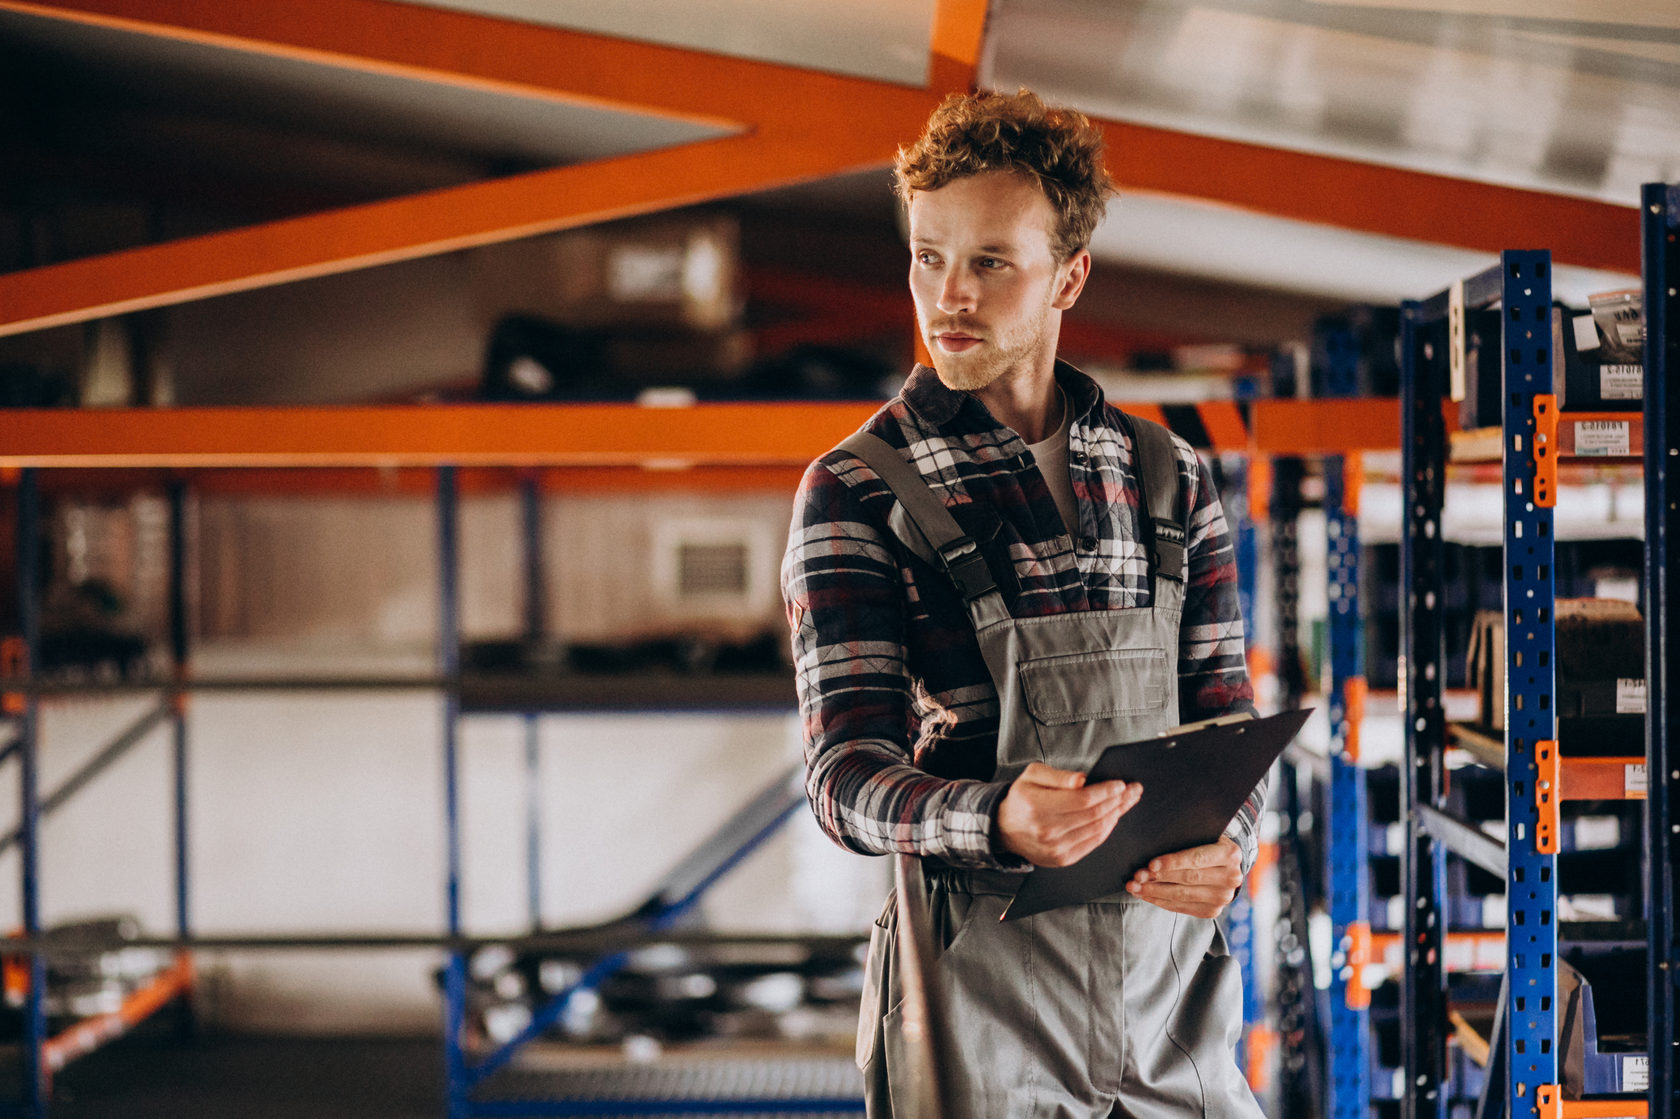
[{"left": 0, "top": 0, "right": 1677, "bottom": 1116}]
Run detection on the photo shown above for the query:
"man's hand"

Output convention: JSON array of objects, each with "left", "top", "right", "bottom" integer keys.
[
  {"left": 1126, "top": 835, "right": 1243, "bottom": 918},
  {"left": 997, "top": 763, "right": 1142, "bottom": 867}
]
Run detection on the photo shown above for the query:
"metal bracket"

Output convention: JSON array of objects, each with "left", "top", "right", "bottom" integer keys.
[
  {"left": 1344, "top": 921, "right": 1371, "bottom": 1010},
  {"left": 0, "top": 636, "right": 24, "bottom": 716},
  {"left": 1535, "top": 739, "right": 1559, "bottom": 854},
  {"left": 1533, "top": 394, "right": 1558, "bottom": 508}
]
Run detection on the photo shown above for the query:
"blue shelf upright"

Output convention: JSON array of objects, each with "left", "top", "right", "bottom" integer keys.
[
  {"left": 1317, "top": 315, "right": 1372, "bottom": 1119},
  {"left": 1325, "top": 452, "right": 1371, "bottom": 1119},
  {"left": 1644, "top": 181, "right": 1679, "bottom": 1119},
  {"left": 1498, "top": 250, "right": 1558, "bottom": 1118}
]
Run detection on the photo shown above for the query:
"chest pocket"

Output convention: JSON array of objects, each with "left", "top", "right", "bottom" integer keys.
[{"left": 1017, "top": 647, "right": 1169, "bottom": 725}]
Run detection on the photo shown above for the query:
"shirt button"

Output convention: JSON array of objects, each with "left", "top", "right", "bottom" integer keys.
[{"left": 1079, "top": 536, "right": 1097, "bottom": 552}]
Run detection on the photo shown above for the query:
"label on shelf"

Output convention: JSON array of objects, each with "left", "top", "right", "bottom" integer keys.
[
  {"left": 1574, "top": 419, "right": 1632, "bottom": 456},
  {"left": 1623, "top": 1055, "right": 1649, "bottom": 1092},
  {"left": 1626, "top": 762, "right": 1649, "bottom": 797},
  {"left": 1616, "top": 677, "right": 1647, "bottom": 714},
  {"left": 1600, "top": 364, "right": 1643, "bottom": 400},
  {"left": 1573, "top": 815, "right": 1621, "bottom": 850}
]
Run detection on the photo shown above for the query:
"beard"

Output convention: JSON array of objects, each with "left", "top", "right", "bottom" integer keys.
[{"left": 921, "top": 300, "right": 1055, "bottom": 394}]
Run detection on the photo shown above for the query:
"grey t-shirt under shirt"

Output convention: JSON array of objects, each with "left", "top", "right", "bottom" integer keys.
[{"left": 1024, "top": 391, "right": 1078, "bottom": 539}]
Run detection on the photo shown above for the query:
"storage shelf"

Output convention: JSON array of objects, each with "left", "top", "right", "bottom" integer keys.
[{"left": 1450, "top": 413, "right": 1645, "bottom": 465}]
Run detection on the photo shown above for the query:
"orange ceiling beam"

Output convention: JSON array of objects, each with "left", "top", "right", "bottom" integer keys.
[
  {"left": 1101, "top": 120, "right": 1640, "bottom": 276},
  {"left": 0, "top": 0, "right": 1642, "bottom": 342}
]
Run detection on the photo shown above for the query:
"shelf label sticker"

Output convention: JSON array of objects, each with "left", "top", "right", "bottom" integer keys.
[
  {"left": 1623, "top": 1055, "right": 1649, "bottom": 1092},
  {"left": 1616, "top": 677, "right": 1647, "bottom": 714},
  {"left": 1574, "top": 419, "right": 1631, "bottom": 456},
  {"left": 1600, "top": 364, "right": 1643, "bottom": 400},
  {"left": 1626, "top": 762, "right": 1649, "bottom": 798}
]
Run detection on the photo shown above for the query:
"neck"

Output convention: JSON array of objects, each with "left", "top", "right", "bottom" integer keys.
[{"left": 974, "top": 362, "right": 1062, "bottom": 444}]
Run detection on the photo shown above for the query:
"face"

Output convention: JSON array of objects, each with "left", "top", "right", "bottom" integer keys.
[{"left": 907, "top": 170, "right": 1089, "bottom": 394}]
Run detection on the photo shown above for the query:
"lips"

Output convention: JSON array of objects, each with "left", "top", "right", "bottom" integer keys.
[{"left": 933, "top": 326, "right": 983, "bottom": 353}]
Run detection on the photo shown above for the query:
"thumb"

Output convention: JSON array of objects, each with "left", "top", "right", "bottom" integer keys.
[{"left": 1017, "top": 762, "right": 1087, "bottom": 789}]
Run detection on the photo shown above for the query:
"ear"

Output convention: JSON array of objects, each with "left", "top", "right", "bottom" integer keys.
[{"left": 1052, "top": 250, "right": 1091, "bottom": 311}]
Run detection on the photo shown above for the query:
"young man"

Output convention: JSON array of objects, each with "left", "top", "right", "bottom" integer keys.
[{"left": 781, "top": 89, "right": 1264, "bottom": 1117}]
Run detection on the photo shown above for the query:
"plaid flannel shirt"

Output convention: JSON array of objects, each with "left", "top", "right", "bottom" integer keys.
[{"left": 781, "top": 362, "right": 1262, "bottom": 874}]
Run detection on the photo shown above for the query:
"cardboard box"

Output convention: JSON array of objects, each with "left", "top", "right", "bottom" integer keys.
[
  {"left": 1465, "top": 599, "right": 1643, "bottom": 736},
  {"left": 1554, "top": 304, "right": 1643, "bottom": 412}
]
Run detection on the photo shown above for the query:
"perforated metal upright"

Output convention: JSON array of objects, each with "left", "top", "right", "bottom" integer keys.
[
  {"left": 1399, "top": 300, "right": 1449, "bottom": 1119},
  {"left": 1317, "top": 317, "right": 1372, "bottom": 1119},
  {"left": 1325, "top": 453, "right": 1369, "bottom": 1119},
  {"left": 1644, "top": 182, "right": 1680, "bottom": 1119},
  {"left": 1498, "top": 251, "right": 1558, "bottom": 1118}
]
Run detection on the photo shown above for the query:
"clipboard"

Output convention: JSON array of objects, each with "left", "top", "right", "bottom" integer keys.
[{"left": 1002, "top": 707, "right": 1313, "bottom": 921}]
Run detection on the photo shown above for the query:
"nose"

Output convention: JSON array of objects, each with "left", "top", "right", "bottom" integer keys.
[{"left": 937, "top": 267, "right": 976, "bottom": 315}]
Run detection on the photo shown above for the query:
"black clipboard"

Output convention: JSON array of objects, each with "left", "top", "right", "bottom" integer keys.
[{"left": 1002, "top": 707, "right": 1313, "bottom": 921}]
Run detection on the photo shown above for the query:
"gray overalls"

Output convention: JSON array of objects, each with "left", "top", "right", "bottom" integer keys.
[{"left": 840, "top": 416, "right": 1259, "bottom": 1119}]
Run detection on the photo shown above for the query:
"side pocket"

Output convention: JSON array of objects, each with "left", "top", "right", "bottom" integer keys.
[{"left": 857, "top": 893, "right": 897, "bottom": 1072}]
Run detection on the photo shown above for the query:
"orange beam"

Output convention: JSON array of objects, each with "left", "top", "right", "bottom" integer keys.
[
  {"left": 1101, "top": 121, "right": 1640, "bottom": 275},
  {"left": 0, "top": 402, "right": 881, "bottom": 469},
  {"left": 1561, "top": 757, "right": 1648, "bottom": 801},
  {"left": 0, "top": 0, "right": 905, "bottom": 130},
  {"left": 43, "top": 952, "right": 193, "bottom": 1073},
  {"left": 928, "top": 0, "right": 990, "bottom": 91},
  {"left": 1250, "top": 398, "right": 1399, "bottom": 454}
]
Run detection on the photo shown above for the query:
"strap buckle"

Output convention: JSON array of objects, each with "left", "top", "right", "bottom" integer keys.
[{"left": 936, "top": 535, "right": 996, "bottom": 601}]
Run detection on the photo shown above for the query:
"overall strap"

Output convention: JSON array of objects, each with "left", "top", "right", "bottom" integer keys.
[
  {"left": 837, "top": 431, "right": 1011, "bottom": 631},
  {"left": 1126, "top": 415, "right": 1187, "bottom": 583}
]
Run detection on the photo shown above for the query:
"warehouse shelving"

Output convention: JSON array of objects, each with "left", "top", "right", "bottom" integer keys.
[
  {"left": 1, "top": 394, "right": 1401, "bottom": 1118},
  {"left": 1397, "top": 212, "right": 1673, "bottom": 1119}
]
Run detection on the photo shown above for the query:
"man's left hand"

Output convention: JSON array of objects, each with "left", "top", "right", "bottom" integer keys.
[{"left": 1126, "top": 836, "right": 1243, "bottom": 918}]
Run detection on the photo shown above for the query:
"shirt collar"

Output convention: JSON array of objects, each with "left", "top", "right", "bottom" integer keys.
[{"left": 901, "top": 359, "right": 1105, "bottom": 432}]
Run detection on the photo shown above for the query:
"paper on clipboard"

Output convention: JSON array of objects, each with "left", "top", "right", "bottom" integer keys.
[{"left": 1002, "top": 707, "right": 1312, "bottom": 921}]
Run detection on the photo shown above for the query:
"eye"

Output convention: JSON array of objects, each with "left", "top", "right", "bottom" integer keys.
[
  {"left": 916, "top": 250, "right": 940, "bottom": 266},
  {"left": 978, "top": 257, "right": 1005, "bottom": 270}
]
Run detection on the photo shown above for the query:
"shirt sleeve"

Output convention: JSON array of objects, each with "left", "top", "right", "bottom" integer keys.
[
  {"left": 1176, "top": 449, "right": 1267, "bottom": 874},
  {"left": 781, "top": 455, "right": 1021, "bottom": 870}
]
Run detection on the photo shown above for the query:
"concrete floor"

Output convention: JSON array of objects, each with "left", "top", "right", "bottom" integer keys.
[{"left": 51, "top": 1031, "right": 442, "bottom": 1119}]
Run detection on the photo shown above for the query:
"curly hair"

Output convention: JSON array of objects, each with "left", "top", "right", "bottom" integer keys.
[{"left": 893, "top": 88, "right": 1114, "bottom": 260}]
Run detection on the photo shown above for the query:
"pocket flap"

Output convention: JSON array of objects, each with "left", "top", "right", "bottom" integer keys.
[{"left": 1017, "top": 648, "right": 1168, "bottom": 725}]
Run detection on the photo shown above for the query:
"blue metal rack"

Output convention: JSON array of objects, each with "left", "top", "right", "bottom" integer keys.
[
  {"left": 1326, "top": 453, "right": 1371, "bottom": 1119},
  {"left": 1644, "top": 181, "right": 1679, "bottom": 1119}
]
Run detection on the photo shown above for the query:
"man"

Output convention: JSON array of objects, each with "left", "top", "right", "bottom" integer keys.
[{"left": 781, "top": 89, "right": 1263, "bottom": 1117}]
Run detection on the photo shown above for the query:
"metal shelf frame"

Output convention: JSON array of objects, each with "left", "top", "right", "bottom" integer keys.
[
  {"left": 1644, "top": 181, "right": 1679, "bottom": 1119},
  {"left": 1400, "top": 236, "right": 1674, "bottom": 1119},
  {"left": 3, "top": 471, "right": 196, "bottom": 1119}
]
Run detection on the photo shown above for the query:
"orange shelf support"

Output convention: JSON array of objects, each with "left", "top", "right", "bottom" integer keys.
[
  {"left": 1249, "top": 398, "right": 1399, "bottom": 455},
  {"left": 1536, "top": 739, "right": 1560, "bottom": 854},
  {"left": 1533, "top": 394, "right": 1558, "bottom": 507},
  {"left": 43, "top": 952, "right": 195, "bottom": 1074},
  {"left": 1344, "top": 920, "right": 1372, "bottom": 1010},
  {"left": 0, "top": 402, "right": 881, "bottom": 469},
  {"left": 1560, "top": 757, "right": 1648, "bottom": 801},
  {"left": 1538, "top": 1085, "right": 1647, "bottom": 1119}
]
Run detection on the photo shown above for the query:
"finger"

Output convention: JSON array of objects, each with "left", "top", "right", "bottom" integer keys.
[
  {"left": 1017, "top": 762, "right": 1088, "bottom": 790},
  {"left": 1145, "top": 863, "right": 1243, "bottom": 889},
  {"left": 1148, "top": 840, "right": 1240, "bottom": 876},
  {"left": 1127, "top": 882, "right": 1234, "bottom": 918},
  {"left": 1042, "top": 811, "right": 1126, "bottom": 866}
]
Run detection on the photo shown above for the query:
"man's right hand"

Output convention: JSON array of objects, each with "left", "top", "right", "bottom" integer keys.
[{"left": 996, "top": 762, "right": 1143, "bottom": 867}]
